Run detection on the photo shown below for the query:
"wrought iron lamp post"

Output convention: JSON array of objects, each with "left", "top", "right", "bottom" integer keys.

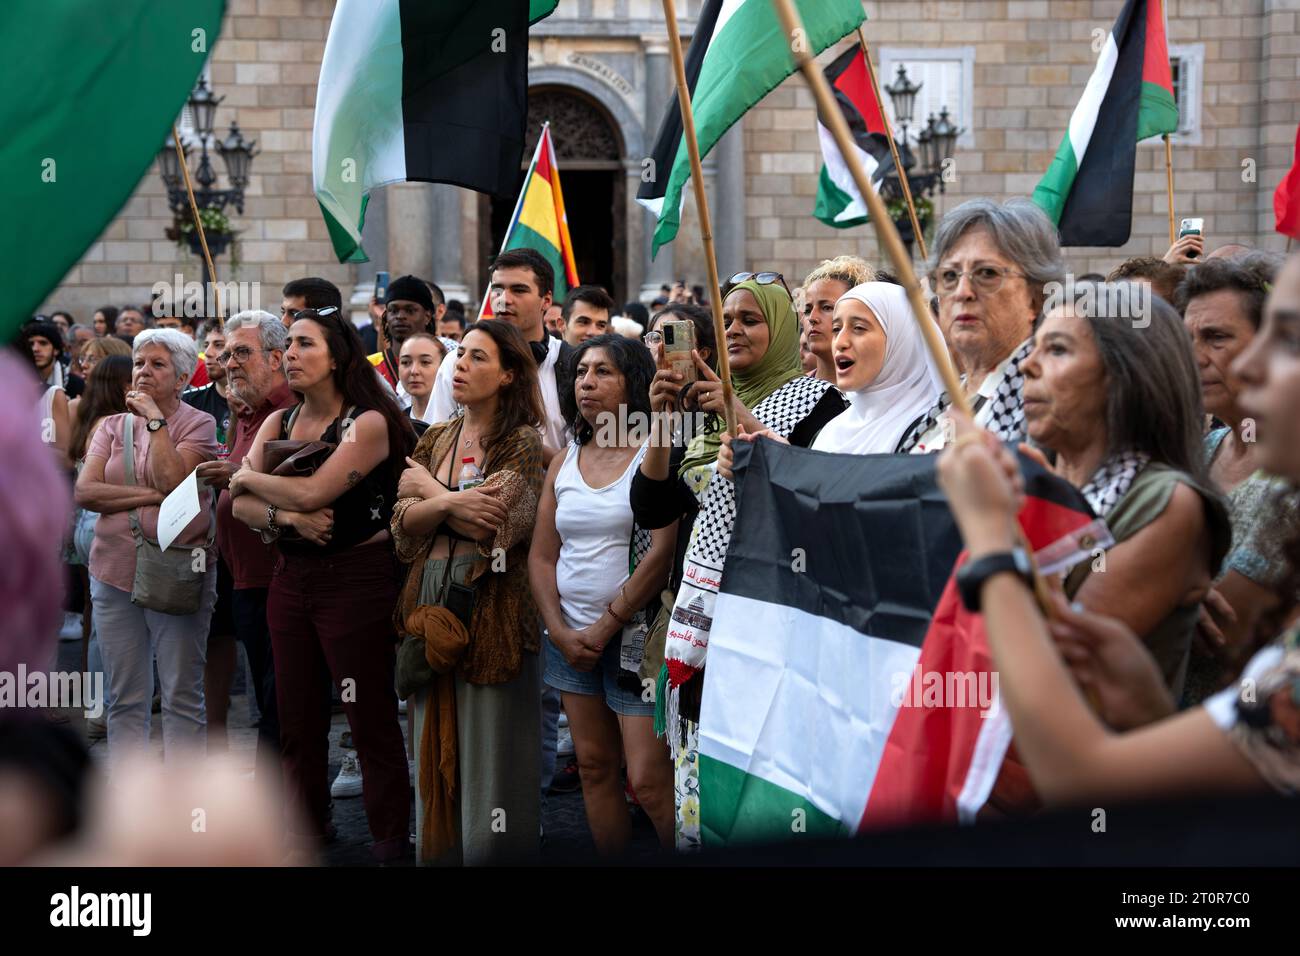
[
  {"left": 880, "top": 65, "right": 964, "bottom": 256},
  {"left": 158, "top": 77, "right": 258, "bottom": 288}
]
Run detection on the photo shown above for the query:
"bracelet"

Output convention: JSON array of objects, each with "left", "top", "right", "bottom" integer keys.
[{"left": 606, "top": 600, "right": 631, "bottom": 627}]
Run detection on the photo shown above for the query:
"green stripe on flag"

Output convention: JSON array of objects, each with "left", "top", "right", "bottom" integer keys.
[
  {"left": 651, "top": 0, "right": 865, "bottom": 255},
  {"left": 1030, "top": 134, "right": 1081, "bottom": 226},
  {"left": 504, "top": 221, "right": 570, "bottom": 301},
  {"left": 699, "top": 754, "right": 848, "bottom": 845},
  {"left": 0, "top": 0, "right": 226, "bottom": 336},
  {"left": 813, "top": 164, "right": 869, "bottom": 229},
  {"left": 1136, "top": 79, "right": 1179, "bottom": 141}
]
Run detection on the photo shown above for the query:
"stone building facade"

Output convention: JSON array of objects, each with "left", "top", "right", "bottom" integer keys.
[{"left": 40, "top": 0, "right": 1299, "bottom": 322}]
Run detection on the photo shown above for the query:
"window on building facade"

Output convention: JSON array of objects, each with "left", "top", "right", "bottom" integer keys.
[
  {"left": 1166, "top": 43, "right": 1204, "bottom": 144},
  {"left": 876, "top": 46, "right": 976, "bottom": 150}
]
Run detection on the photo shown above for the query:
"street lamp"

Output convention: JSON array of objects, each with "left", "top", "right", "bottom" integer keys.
[
  {"left": 879, "top": 65, "right": 965, "bottom": 256},
  {"left": 158, "top": 78, "right": 258, "bottom": 291}
]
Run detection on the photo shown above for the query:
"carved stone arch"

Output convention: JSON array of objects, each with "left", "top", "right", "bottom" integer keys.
[
  {"left": 526, "top": 86, "right": 622, "bottom": 167},
  {"left": 525, "top": 65, "right": 644, "bottom": 163}
]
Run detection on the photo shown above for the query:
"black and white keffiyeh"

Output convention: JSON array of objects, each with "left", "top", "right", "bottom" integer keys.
[
  {"left": 1079, "top": 450, "right": 1150, "bottom": 518},
  {"left": 895, "top": 337, "right": 1034, "bottom": 454},
  {"left": 661, "top": 375, "right": 835, "bottom": 754}
]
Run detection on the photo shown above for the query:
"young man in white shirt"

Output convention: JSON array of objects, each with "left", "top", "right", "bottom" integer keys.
[{"left": 430, "top": 248, "right": 574, "bottom": 464}]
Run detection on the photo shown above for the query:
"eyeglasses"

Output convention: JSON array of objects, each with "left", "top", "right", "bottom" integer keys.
[
  {"left": 726, "top": 271, "right": 792, "bottom": 298},
  {"left": 932, "top": 266, "right": 1028, "bottom": 296},
  {"left": 290, "top": 306, "right": 339, "bottom": 319},
  {"left": 217, "top": 346, "right": 271, "bottom": 366}
]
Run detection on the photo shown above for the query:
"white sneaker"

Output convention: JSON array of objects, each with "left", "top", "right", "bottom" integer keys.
[
  {"left": 59, "top": 612, "right": 82, "bottom": 642},
  {"left": 556, "top": 724, "right": 574, "bottom": 758},
  {"left": 331, "top": 751, "right": 363, "bottom": 798}
]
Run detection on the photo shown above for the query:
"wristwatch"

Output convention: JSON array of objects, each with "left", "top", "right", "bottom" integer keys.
[
  {"left": 146, "top": 417, "right": 167, "bottom": 433},
  {"left": 956, "top": 547, "right": 1033, "bottom": 612}
]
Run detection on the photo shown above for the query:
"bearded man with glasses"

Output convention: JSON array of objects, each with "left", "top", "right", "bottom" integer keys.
[
  {"left": 193, "top": 309, "right": 295, "bottom": 785},
  {"left": 895, "top": 197, "right": 1067, "bottom": 455}
]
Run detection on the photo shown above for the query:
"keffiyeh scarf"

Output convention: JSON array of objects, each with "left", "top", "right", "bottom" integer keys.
[
  {"left": 659, "top": 374, "right": 835, "bottom": 755},
  {"left": 895, "top": 337, "right": 1034, "bottom": 454},
  {"left": 1079, "top": 450, "right": 1150, "bottom": 518}
]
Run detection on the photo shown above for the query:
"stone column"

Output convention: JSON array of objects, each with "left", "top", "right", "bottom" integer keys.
[
  {"left": 429, "top": 183, "right": 471, "bottom": 303},
  {"left": 712, "top": 117, "right": 747, "bottom": 282},
  {"left": 349, "top": 187, "right": 388, "bottom": 319},
  {"left": 386, "top": 181, "right": 436, "bottom": 279},
  {"left": 639, "top": 37, "right": 676, "bottom": 301}
]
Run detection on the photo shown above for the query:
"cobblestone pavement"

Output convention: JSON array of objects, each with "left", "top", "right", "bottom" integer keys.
[{"left": 64, "top": 636, "right": 661, "bottom": 865}]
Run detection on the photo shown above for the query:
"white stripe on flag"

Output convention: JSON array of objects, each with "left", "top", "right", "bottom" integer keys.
[
  {"left": 817, "top": 122, "right": 879, "bottom": 222},
  {"left": 699, "top": 592, "right": 922, "bottom": 829},
  {"left": 711, "top": 0, "right": 749, "bottom": 43},
  {"left": 1066, "top": 33, "right": 1120, "bottom": 167},
  {"left": 955, "top": 702, "right": 1013, "bottom": 824}
]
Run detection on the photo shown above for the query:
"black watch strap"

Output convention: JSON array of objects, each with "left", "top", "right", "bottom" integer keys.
[{"left": 956, "top": 549, "right": 1033, "bottom": 613}]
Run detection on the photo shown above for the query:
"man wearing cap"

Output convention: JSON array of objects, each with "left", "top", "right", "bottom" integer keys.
[{"left": 368, "top": 274, "right": 434, "bottom": 405}]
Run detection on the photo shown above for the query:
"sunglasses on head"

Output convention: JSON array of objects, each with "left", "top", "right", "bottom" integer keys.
[
  {"left": 292, "top": 306, "right": 340, "bottom": 319},
  {"left": 725, "top": 271, "right": 792, "bottom": 299}
]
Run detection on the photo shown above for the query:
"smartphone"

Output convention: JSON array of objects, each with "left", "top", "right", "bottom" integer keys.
[
  {"left": 1178, "top": 218, "right": 1204, "bottom": 259},
  {"left": 374, "top": 270, "right": 390, "bottom": 302},
  {"left": 661, "top": 319, "right": 697, "bottom": 384}
]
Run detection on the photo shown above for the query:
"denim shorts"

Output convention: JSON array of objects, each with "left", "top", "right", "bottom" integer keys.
[{"left": 543, "top": 630, "right": 655, "bottom": 717}]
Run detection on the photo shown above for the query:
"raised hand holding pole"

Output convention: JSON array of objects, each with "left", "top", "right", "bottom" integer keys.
[{"left": 660, "top": 0, "right": 737, "bottom": 436}]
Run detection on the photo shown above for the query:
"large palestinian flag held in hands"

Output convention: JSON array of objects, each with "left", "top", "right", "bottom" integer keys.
[
  {"left": 698, "top": 440, "right": 1100, "bottom": 844},
  {"left": 636, "top": 0, "right": 865, "bottom": 256},
  {"left": 1031, "top": 0, "right": 1178, "bottom": 247},
  {"left": 0, "top": 0, "right": 225, "bottom": 339},
  {"left": 813, "top": 43, "right": 896, "bottom": 229},
  {"left": 313, "top": 0, "right": 559, "bottom": 263}
]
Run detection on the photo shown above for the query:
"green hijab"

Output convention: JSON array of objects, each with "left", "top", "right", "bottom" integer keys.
[{"left": 678, "top": 279, "right": 803, "bottom": 478}]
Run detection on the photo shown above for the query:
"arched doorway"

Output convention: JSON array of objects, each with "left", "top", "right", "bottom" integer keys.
[{"left": 479, "top": 86, "right": 627, "bottom": 303}]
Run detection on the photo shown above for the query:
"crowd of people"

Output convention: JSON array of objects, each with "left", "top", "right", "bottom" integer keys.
[{"left": 8, "top": 195, "right": 1300, "bottom": 865}]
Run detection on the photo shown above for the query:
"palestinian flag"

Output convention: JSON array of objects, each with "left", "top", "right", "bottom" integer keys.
[
  {"left": 698, "top": 439, "right": 1100, "bottom": 844},
  {"left": 0, "top": 0, "right": 224, "bottom": 338},
  {"left": 477, "top": 124, "right": 579, "bottom": 319},
  {"left": 636, "top": 0, "right": 865, "bottom": 256},
  {"left": 813, "top": 43, "right": 896, "bottom": 229},
  {"left": 313, "top": 0, "right": 559, "bottom": 263},
  {"left": 1031, "top": 0, "right": 1178, "bottom": 247},
  {"left": 1274, "top": 123, "right": 1300, "bottom": 240}
]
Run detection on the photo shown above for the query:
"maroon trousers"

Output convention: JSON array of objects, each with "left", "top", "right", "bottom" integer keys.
[{"left": 268, "top": 539, "right": 410, "bottom": 861}]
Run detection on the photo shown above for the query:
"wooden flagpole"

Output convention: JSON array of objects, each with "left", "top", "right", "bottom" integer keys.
[
  {"left": 772, "top": 0, "right": 1069, "bottom": 626},
  {"left": 660, "top": 0, "right": 737, "bottom": 435},
  {"left": 171, "top": 124, "right": 223, "bottom": 324},
  {"left": 1163, "top": 133, "right": 1176, "bottom": 246},
  {"left": 859, "top": 28, "right": 927, "bottom": 260}
]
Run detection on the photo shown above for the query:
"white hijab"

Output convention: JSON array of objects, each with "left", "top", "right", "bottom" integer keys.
[{"left": 811, "top": 282, "right": 945, "bottom": 455}]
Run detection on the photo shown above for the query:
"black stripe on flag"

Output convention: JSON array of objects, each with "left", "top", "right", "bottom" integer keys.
[
  {"left": 398, "top": 1, "right": 529, "bottom": 199},
  {"left": 725, "top": 440, "right": 963, "bottom": 649},
  {"left": 636, "top": 0, "right": 724, "bottom": 205},
  {"left": 1057, "top": 0, "right": 1147, "bottom": 247},
  {"left": 821, "top": 46, "right": 895, "bottom": 183}
]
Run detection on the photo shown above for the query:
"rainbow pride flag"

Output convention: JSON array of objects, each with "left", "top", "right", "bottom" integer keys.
[{"left": 480, "top": 123, "right": 579, "bottom": 317}]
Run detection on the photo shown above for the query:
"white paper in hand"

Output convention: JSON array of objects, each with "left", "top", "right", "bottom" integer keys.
[{"left": 157, "top": 469, "right": 204, "bottom": 552}]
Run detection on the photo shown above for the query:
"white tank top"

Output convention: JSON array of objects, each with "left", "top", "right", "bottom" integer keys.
[{"left": 553, "top": 439, "right": 649, "bottom": 629}]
